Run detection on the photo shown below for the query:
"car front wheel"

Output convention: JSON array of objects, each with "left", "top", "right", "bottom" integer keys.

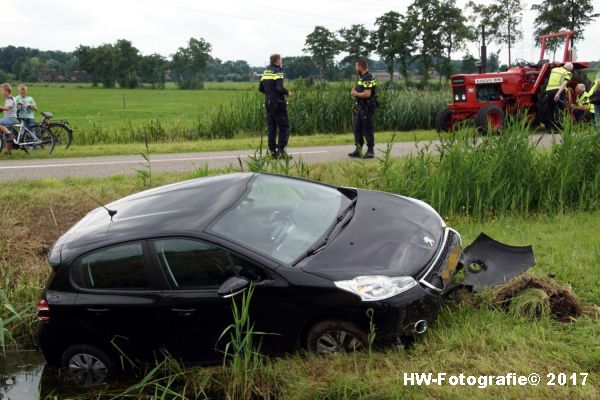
[
  {"left": 306, "top": 320, "right": 368, "bottom": 355},
  {"left": 60, "top": 344, "right": 117, "bottom": 385}
]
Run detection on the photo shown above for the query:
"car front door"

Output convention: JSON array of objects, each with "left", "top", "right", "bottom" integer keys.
[{"left": 150, "top": 238, "right": 274, "bottom": 363}]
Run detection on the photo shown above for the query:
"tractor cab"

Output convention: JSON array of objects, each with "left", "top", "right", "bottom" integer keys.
[{"left": 436, "top": 30, "right": 591, "bottom": 133}]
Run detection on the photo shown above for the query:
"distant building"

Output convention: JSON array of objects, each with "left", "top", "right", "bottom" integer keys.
[
  {"left": 41, "top": 69, "right": 62, "bottom": 81},
  {"left": 69, "top": 70, "right": 89, "bottom": 82}
]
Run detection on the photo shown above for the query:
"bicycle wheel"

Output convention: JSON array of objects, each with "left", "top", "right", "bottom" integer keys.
[
  {"left": 37, "top": 127, "right": 56, "bottom": 154},
  {"left": 48, "top": 122, "right": 73, "bottom": 149}
]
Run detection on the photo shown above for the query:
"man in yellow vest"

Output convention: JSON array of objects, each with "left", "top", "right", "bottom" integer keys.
[
  {"left": 259, "top": 54, "right": 293, "bottom": 159},
  {"left": 544, "top": 62, "right": 573, "bottom": 128},
  {"left": 570, "top": 83, "right": 595, "bottom": 122}
]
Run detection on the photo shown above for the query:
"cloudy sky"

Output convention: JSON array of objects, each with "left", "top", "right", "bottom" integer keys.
[{"left": 4, "top": 0, "right": 599, "bottom": 66}]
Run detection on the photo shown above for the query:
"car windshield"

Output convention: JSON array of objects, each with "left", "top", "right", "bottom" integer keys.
[{"left": 210, "top": 175, "right": 347, "bottom": 264}]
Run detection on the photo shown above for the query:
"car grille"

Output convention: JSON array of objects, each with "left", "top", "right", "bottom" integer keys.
[{"left": 419, "top": 228, "right": 462, "bottom": 292}]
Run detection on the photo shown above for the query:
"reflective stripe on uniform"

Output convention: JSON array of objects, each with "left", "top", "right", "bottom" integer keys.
[
  {"left": 546, "top": 67, "right": 572, "bottom": 91},
  {"left": 357, "top": 79, "right": 377, "bottom": 89},
  {"left": 261, "top": 70, "right": 284, "bottom": 81}
]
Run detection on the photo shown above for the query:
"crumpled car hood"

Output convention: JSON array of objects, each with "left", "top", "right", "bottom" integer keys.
[{"left": 301, "top": 190, "right": 445, "bottom": 281}]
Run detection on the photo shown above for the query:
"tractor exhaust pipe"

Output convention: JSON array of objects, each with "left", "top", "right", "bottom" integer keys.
[{"left": 479, "top": 25, "right": 487, "bottom": 74}]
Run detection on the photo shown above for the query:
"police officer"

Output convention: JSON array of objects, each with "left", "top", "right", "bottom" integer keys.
[
  {"left": 570, "top": 83, "right": 595, "bottom": 122},
  {"left": 348, "top": 58, "right": 378, "bottom": 159},
  {"left": 544, "top": 62, "right": 573, "bottom": 128},
  {"left": 259, "top": 54, "right": 293, "bottom": 158}
]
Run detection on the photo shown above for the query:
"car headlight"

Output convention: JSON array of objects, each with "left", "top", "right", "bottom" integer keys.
[{"left": 334, "top": 276, "right": 417, "bottom": 301}]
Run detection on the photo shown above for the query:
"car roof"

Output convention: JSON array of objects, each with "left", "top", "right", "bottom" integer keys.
[{"left": 50, "top": 173, "right": 254, "bottom": 267}]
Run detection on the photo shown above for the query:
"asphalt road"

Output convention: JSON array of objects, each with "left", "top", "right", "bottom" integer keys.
[{"left": 0, "top": 134, "right": 558, "bottom": 181}]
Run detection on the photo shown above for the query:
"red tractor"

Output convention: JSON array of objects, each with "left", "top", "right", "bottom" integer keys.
[{"left": 436, "top": 30, "right": 592, "bottom": 133}]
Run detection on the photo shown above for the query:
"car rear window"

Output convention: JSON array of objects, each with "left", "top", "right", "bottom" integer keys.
[{"left": 80, "top": 243, "right": 149, "bottom": 290}]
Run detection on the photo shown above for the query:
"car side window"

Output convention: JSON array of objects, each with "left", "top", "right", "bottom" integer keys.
[
  {"left": 80, "top": 243, "right": 149, "bottom": 290},
  {"left": 153, "top": 239, "right": 267, "bottom": 290}
]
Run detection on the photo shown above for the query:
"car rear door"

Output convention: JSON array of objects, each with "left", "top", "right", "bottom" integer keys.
[{"left": 70, "top": 242, "right": 164, "bottom": 363}]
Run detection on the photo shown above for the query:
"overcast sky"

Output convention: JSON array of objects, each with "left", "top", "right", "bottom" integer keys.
[{"left": 4, "top": 0, "right": 599, "bottom": 67}]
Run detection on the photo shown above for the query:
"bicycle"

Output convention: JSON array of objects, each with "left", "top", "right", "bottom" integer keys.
[
  {"left": 37, "top": 111, "right": 74, "bottom": 149},
  {"left": 0, "top": 119, "right": 56, "bottom": 154}
]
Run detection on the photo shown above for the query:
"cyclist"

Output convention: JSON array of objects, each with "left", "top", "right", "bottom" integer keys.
[
  {"left": 0, "top": 83, "right": 17, "bottom": 155},
  {"left": 15, "top": 84, "right": 37, "bottom": 128}
]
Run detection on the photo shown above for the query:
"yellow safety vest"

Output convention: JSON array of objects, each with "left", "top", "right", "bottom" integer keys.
[
  {"left": 546, "top": 66, "right": 572, "bottom": 92},
  {"left": 577, "top": 89, "right": 595, "bottom": 114}
]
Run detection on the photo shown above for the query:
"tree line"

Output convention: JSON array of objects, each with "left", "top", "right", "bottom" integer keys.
[
  {"left": 0, "top": 0, "right": 597, "bottom": 88},
  {"left": 0, "top": 38, "right": 252, "bottom": 89},
  {"left": 304, "top": 0, "right": 598, "bottom": 82}
]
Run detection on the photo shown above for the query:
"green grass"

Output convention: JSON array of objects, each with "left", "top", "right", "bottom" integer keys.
[
  {"left": 26, "top": 85, "right": 242, "bottom": 131},
  {"left": 0, "top": 130, "right": 439, "bottom": 159}
]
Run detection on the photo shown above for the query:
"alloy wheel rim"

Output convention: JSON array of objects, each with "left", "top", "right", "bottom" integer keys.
[
  {"left": 316, "top": 330, "right": 364, "bottom": 355},
  {"left": 68, "top": 353, "right": 109, "bottom": 384}
]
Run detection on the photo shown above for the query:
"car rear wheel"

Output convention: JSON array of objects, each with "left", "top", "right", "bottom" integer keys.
[
  {"left": 60, "top": 344, "right": 117, "bottom": 385},
  {"left": 435, "top": 107, "right": 454, "bottom": 132},
  {"left": 306, "top": 320, "right": 368, "bottom": 355},
  {"left": 475, "top": 104, "right": 505, "bottom": 134}
]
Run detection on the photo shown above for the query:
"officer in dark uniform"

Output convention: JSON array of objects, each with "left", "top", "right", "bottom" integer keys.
[
  {"left": 259, "top": 54, "right": 293, "bottom": 158},
  {"left": 348, "top": 58, "right": 378, "bottom": 159}
]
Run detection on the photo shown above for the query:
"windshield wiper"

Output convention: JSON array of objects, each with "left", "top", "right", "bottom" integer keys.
[{"left": 292, "top": 197, "right": 357, "bottom": 266}]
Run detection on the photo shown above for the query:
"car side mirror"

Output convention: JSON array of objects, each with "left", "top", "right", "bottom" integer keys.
[{"left": 217, "top": 276, "right": 250, "bottom": 298}]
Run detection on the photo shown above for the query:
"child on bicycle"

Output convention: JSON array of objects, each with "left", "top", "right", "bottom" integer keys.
[
  {"left": 0, "top": 83, "right": 17, "bottom": 155},
  {"left": 15, "top": 84, "right": 37, "bottom": 128}
]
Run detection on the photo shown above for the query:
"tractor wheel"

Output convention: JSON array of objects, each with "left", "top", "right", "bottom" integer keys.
[
  {"left": 572, "top": 69, "right": 592, "bottom": 90},
  {"left": 435, "top": 108, "right": 454, "bottom": 132},
  {"left": 475, "top": 105, "right": 505, "bottom": 134}
]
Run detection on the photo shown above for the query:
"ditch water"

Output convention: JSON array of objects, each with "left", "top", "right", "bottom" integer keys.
[
  {"left": 1, "top": 348, "right": 143, "bottom": 399},
  {"left": 0, "top": 349, "right": 45, "bottom": 400}
]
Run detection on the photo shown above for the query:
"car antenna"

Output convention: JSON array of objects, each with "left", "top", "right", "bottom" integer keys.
[{"left": 68, "top": 183, "right": 117, "bottom": 221}]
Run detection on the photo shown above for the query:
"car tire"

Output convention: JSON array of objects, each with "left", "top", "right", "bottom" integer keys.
[
  {"left": 306, "top": 320, "right": 368, "bottom": 355},
  {"left": 475, "top": 104, "right": 505, "bottom": 134},
  {"left": 60, "top": 344, "right": 117, "bottom": 385},
  {"left": 435, "top": 107, "right": 454, "bottom": 133}
]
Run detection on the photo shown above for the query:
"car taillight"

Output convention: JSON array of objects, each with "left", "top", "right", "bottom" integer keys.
[{"left": 36, "top": 299, "right": 50, "bottom": 322}]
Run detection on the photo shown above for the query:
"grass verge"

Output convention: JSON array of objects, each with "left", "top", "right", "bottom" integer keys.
[{"left": 0, "top": 130, "right": 439, "bottom": 160}]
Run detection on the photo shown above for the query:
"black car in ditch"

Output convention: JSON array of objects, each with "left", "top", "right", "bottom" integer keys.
[{"left": 38, "top": 173, "right": 465, "bottom": 378}]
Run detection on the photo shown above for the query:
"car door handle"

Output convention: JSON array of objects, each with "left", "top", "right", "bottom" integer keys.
[
  {"left": 171, "top": 308, "right": 196, "bottom": 316},
  {"left": 86, "top": 308, "right": 109, "bottom": 313}
]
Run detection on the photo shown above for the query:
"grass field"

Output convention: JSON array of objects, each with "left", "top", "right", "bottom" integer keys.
[
  {"left": 10, "top": 81, "right": 449, "bottom": 146},
  {"left": 24, "top": 85, "right": 243, "bottom": 131}
]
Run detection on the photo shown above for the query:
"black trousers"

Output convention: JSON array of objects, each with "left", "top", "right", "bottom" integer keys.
[
  {"left": 545, "top": 89, "right": 565, "bottom": 129},
  {"left": 354, "top": 108, "right": 375, "bottom": 148},
  {"left": 266, "top": 103, "right": 290, "bottom": 152}
]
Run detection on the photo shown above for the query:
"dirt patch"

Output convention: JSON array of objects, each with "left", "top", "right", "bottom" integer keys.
[
  {"left": 488, "top": 274, "right": 598, "bottom": 322},
  {"left": 0, "top": 198, "right": 94, "bottom": 267}
]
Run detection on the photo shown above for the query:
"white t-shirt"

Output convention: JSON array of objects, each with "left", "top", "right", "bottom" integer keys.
[{"left": 3, "top": 97, "right": 17, "bottom": 118}]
